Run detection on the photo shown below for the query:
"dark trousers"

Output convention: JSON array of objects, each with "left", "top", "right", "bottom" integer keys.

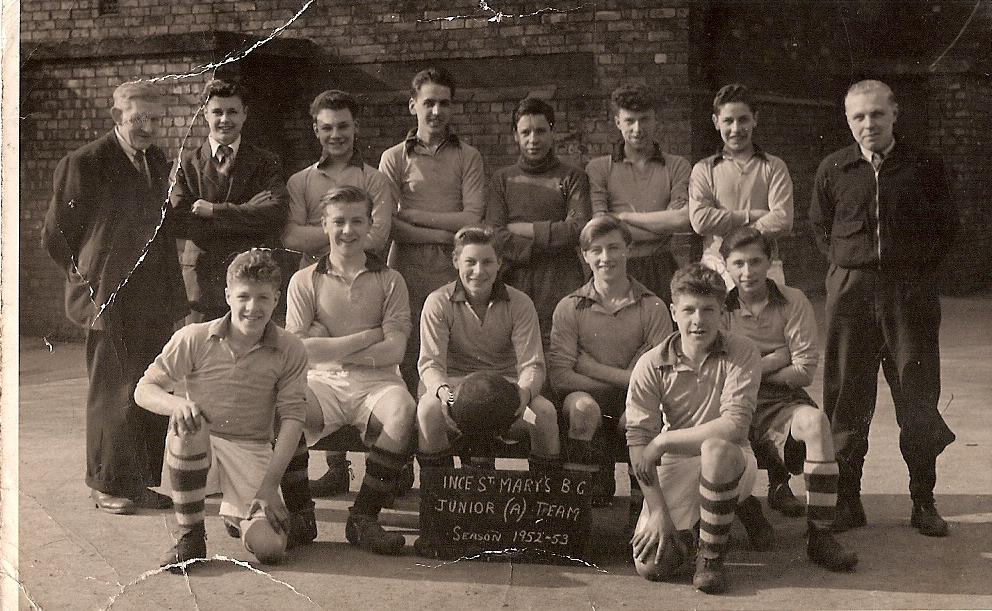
[
  {"left": 822, "top": 265, "right": 955, "bottom": 502},
  {"left": 85, "top": 318, "right": 173, "bottom": 496}
]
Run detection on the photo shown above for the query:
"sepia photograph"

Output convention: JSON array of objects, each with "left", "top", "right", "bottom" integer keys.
[{"left": 4, "top": 0, "right": 990, "bottom": 608}]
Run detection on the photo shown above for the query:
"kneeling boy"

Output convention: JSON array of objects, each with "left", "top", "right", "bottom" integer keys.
[
  {"left": 627, "top": 264, "right": 759, "bottom": 594},
  {"left": 136, "top": 249, "right": 307, "bottom": 570},
  {"left": 721, "top": 227, "right": 857, "bottom": 571},
  {"left": 285, "top": 185, "right": 417, "bottom": 556}
]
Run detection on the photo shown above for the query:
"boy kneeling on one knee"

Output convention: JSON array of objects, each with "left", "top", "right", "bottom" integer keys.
[{"left": 136, "top": 249, "right": 307, "bottom": 571}]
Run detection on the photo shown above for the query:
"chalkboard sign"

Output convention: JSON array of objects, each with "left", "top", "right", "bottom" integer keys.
[{"left": 419, "top": 468, "right": 592, "bottom": 563}]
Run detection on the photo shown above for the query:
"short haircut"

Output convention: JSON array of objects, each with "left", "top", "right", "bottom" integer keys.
[
  {"left": 845, "top": 79, "right": 898, "bottom": 111},
  {"left": 411, "top": 66, "right": 456, "bottom": 98},
  {"left": 610, "top": 84, "right": 655, "bottom": 114},
  {"left": 512, "top": 97, "right": 555, "bottom": 130},
  {"left": 309, "top": 89, "right": 359, "bottom": 120},
  {"left": 719, "top": 226, "right": 772, "bottom": 260},
  {"left": 579, "top": 214, "right": 633, "bottom": 250},
  {"left": 453, "top": 225, "right": 500, "bottom": 259},
  {"left": 670, "top": 263, "right": 727, "bottom": 303},
  {"left": 712, "top": 83, "right": 756, "bottom": 115},
  {"left": 319, "top": 185, "right": 373, "bottom": 219},
  {"left": 112, "top": 81, "right": 163, "bottom": 110},
  {"left": 226, "top": 248, "right": 281, "bottom": 290},
  {"left": 202, "top": 79, "right": 248, "bottom": 104}
]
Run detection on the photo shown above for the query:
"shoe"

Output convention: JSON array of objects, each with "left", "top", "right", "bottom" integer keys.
[
  {"left": 345, "top": 512, "right": 405, "bottom": 555},
  {"left": 807, "top": 525, "right": 858, "bottom": 571},
  {"left": 286, "top": 509, "right": 318, "bottom": 549},
  {"left": 309, "top": 460, "right": 352, "bottom": 498},
  {"left": 91, "top": 490, "right": 135, "bottom": 515},
  {"left": 768, "top": 483, "right": 805, "bottom": 517},
  {"left": 160, "top": 524, "right": 207, "bottom": 574},
  {"left": 911, "top": 501, "right": 949, "bottom": 537},
  {"left": 831, "top": 494, "right": 866, "bottom": 532},
  {"left": 129, "top": 488, "right": 173, "bottom": 510},
  {"left": 223, "top": 519, "right": 241, "bottom": 539},
  {"left": 693, "top": 553, "right": 729, "bottom": 594},
  {"left": 413, "top": 535, "right": 448, "bottom": 559},
  {"left": 735, "top": 496, "right": 774, "bottom": 551}
]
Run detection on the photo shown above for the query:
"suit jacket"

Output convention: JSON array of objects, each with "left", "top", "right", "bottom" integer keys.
[
  {"left": 171, "top": 139, "right": 289, "bottom": 255},
  {"left": 41, "top": 130, "right": 189, "bottom": 330}
]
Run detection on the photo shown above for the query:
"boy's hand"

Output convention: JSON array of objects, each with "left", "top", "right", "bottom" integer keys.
[
  {"left": 575, "top": 350, "right": 597, "bottom": 377},
  {"left": 244, "top": 190, "right": 273, "bottom": 208},
  {"left": 632, "top": 438, "right": 664, "bottom": 486},
  {"left": 171, "top": 399, "right": 210, "bottom": 436},
  {"left": 630, "top": 499, "right": 684, "bottom": 566},
  {"left": 248, "top": 486, "right": 290, "bottom": 534},
  {"left": 307, "top": 321, "right": 330, "bottom": 338},
  {"left": 191, "top": 199, "right": 214, "bottom": 217},
  {"left": 762, "top": 346, "right": 792, "bottom": 373}
]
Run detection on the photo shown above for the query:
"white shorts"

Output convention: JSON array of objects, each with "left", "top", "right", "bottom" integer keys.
[
  {"left": 305, "top": 369, "right": 411, "bottom": 446},
  {"left": 634, "top": 448, "right": 758, "bottom": 532},
  {"left": 166, "top": 427, "right": 274, "bottom": 521}
]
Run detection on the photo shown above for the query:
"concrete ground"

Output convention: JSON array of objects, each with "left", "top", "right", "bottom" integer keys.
[{"left": 14, "top": 296, "right": 992, "bottom": 610}]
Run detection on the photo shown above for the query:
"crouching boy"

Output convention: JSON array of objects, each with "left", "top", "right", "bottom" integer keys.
[
  {"left": 135, "top": 249, "right": 307, "bottom": 571},
  {"left": 627, "top": 264, "right": 760, "bottom": 594},
  {"left": 721, "top": 227, "right": 857, "bottom": 571}
]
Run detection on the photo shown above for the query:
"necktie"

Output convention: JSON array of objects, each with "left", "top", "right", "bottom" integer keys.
[
  {"left": 871, "top": 152, "right": 884, "bottom": 172},
  {"left": 216, "top": 144, "right": 234, "bottom": 177},
  {"left": 134, "top": 150, "right": 151, "bottom": 187}
]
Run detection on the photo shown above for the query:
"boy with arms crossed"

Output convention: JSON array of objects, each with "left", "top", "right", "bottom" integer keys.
[
  {"left": 548, "top": 215, "right": 671, "bottom": 508},
  {"left": 283, "top": 90, "right": 398, "bottom": 497},
  {"left": 689, "top": 84, "right": 793, "bottom": 288},
  {"left": 626, "top": 264, "right": 759, "bottom": 594},
  {"left": 585, "top": 84, "right": 692, "bottom": 305},
  {"left": 721, "top": 227, "right": 857, "bottom": 571},
  {"left": 286, "top": 186, "right": 416, "bottom": 555},
  {"left": 171, "top": 79, "right": 290, "bottom": 321},
  {"left": 487, "top": 97, "right": 590, "bottom": 346},
  {"left": 135, "top": 250, "right": 307, "bottom": 570},
  {"left": 379, "top": 67, "right": 485, "bottom": 394}
]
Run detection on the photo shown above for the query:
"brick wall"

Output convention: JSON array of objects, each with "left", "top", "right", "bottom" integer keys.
[{"left": 19, "top": 1, "right": 990, "bottom": 337}]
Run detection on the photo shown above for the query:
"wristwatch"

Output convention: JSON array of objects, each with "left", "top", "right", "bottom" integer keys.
[{"left": 436, "top": 384, "right": 455, "bottom": 406}]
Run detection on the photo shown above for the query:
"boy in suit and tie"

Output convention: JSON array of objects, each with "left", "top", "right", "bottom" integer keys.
[{"left": 171, "top": 78, "right": 290, "bottom": 322}]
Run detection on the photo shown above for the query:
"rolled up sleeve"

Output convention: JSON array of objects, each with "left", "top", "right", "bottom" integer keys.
[
  {"left": 625, "top": 351, "right": 664, "bottom": 447},
  {"left": 717, "top": 341, "right": 760, "bottom": 443},
  {"left": 418, "top": 291, "right": 452, "bottom": 399},
  {"left": 274, "top": 337, "right": 309, "bottom": 426}
]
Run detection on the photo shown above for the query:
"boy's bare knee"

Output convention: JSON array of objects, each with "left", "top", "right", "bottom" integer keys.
[
  {"left": 565, "top": 393, "right": 601, "bottom": 438},
  {"left": 791, "top": 406, "right": 829, "bottom": 440},
  {"left": 700, "top": 437, "right": 743, "bottom": 478}
]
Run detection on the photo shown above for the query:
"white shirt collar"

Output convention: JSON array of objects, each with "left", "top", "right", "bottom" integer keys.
[
  {"left": 859, "top": 137, "right": 895, "bottom": 162},
  {"left": 114, "top": 126, "right": 143, "bottom": 158},
  {"left": 208, "top": 135, "right": 241, "bottom": 160}
]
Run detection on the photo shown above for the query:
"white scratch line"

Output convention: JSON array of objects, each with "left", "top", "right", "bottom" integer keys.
[
  {"left": 419, "top": 1, "right": 592, "bottom": 23},
  {"left": 415, "top": 547, "right": 610, "bottom": 573},
  {"left": 0, "top": 566, "right": 44, "bottom": 610},
  {"left": 104, "top": 555, "right": 321, "bottom": 609},
  {"left": 42, "top": 336, "right": 54, "bottom": 352},
  {"left": 929, "top": 0, "right": 983, "bottom": 71},
  {"left": 153, "top": 0, "right": 317, "bottom": 83}
]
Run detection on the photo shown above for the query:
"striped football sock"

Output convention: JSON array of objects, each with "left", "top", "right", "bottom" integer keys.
[
  {"left": 804, "top": 460, "right": 839, "bottom": 530},
  {"left": 279, "top": 434, "right": 314, "bottom": 514},
  {"left": 699, "top": 471, "right": 743, "bottom": 557},
  {"left": 166, "top": 427, "right": 211, "bottom": 530}
]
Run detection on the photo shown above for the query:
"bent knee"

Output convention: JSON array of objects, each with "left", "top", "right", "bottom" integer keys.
[
  {"left": 791, "top": 406, "right": 830, "bottom": 438},
  {"left": 377, "top": 388, "right": 416, "bottom": 425},
  {"left": 700, "top": 437, "right": 743, "bottom": 468},
  {"left": 565, "top": 393, "right": 601, "bottom": 430}
]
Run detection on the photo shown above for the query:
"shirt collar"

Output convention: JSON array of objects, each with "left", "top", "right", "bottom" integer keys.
[
  {"left": 654, "top": 330, "right": 729, "bottom": 368},
  {"left": 403, "top": 128, "right": 461, "bottom": 154},
  {"left": 207, "top": 312, "right": 281, "bottom": 349},
  {"left": 450, "top": 276, "right": 510, "bottom": 304},
  {"left": 317, "top": 147, "right": 365, "bottom": 170},
  {"left": 114, "top": 127, "right": 144, "bottom": 157},
  {"left": 858, "top": 137, "right": 896, "bottom": 163},
  {"left": 571, "top": 277, "right": 654, "bottom": 310},
  {"left": 314, "top": 251, "right": 387, "bottom": 275},
  {"left": 611, "top": 140, "right": 666, "bottom": 164},
  {"left": 725, "top": 278, "right": 787, "bottom": 312},
  {"left": 712, "top": 143, "right": 768, "bottom": 166},
  {"left": 208, "top": 135, "right": 241, "bottom": 159}
]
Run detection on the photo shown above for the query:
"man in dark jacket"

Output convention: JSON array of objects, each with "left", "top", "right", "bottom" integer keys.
[
  {"left": 42, "top": 80, "right": 189, "bottom": 514},
  {"left": 171, "top": 79, "right": 289, "bottom": 322},
  {"left": 810, "top": 79, "right": 958, "bottom": 537}
]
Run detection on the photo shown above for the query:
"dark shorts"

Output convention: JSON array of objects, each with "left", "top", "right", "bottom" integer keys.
[{"left": 751, "top": 384, "right": 817, "bottom": 475}]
